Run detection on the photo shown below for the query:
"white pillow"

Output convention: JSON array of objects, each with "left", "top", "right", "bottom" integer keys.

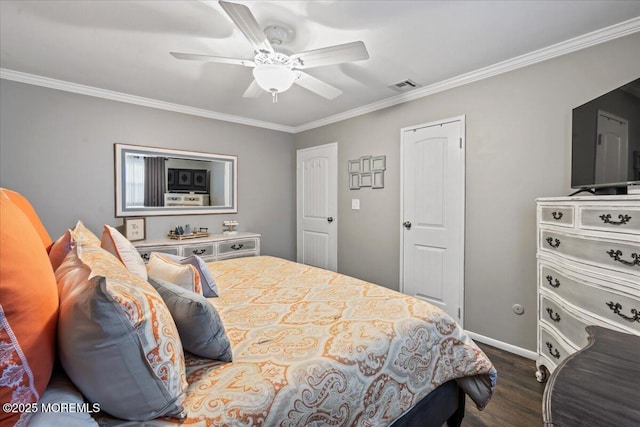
[
  {"left": 101, "top": 225, "right": 147, "bottom": 280},
  {"left": 147, "top": 252, "right": 202, "bottom": 295},
  {"left": 160, "top": 253, "right": 219, "bottom": 297}
]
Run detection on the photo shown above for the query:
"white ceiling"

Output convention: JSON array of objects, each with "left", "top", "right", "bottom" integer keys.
[{"left": 1, "top": 1, "right": 639, "bottom": 132}]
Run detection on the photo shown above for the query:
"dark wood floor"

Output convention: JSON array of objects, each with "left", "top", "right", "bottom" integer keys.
[{"left": 462, "top": 343, "right": 545, "bottom": 427}]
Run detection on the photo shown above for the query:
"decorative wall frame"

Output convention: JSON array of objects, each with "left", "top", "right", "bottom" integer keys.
[
  {"left": 349, "top": 173, "right": 360, "bottom": 190},
  {"left": 372, "top": 156, "right": 386, "bottom": 170},
  {"left": 372, "top": 170, "right": 385, "bottom": 189},
  {"left": 124, "top": 217, "right": 146, "bottom": 241},
  {"left": 360, "top": 156, "right": 372, "bottom": 173},
  {"left": 348, "top": 159, "right": 361, "bottom": 173},
  {"left": 348, "top": 155, "right": 386, "bottom": 189}
]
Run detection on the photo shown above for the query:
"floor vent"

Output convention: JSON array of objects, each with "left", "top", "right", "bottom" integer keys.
[{"left": 389, "top": 79, "right": 422, "bottom": 92}]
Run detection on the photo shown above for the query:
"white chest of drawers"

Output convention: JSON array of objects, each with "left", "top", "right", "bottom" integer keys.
[
  {"left": 164, "top": 193, "right": 210, "bottom": 206},
  {"left": 535, "top": 196, "right": 639, "bottom": 382},
  {"left": 133, "top": 232, "right": 260, "bottom": 263}
]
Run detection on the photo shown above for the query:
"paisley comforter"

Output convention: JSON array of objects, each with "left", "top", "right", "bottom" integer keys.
[{"left": 102, "top": 256, "right": 496, "bottom": 426}]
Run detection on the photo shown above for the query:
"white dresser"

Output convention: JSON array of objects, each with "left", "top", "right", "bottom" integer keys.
[
  {"left": 133, "top": 232, "right": 260, "bottom": 263},
  {"left": 164, "top": 193, "right": 210, "bottom": 206},
  {"left": 536, "top": 196, "right": 639, "bottom": 382}
]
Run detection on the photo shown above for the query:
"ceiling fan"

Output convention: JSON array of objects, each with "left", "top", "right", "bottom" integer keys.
[{"left": 170, "top": 0, "right": 369, "bottom": 102}]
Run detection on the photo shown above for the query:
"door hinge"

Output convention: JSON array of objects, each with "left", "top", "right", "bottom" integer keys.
[
  {"left": 458, "top": 307, "right": 461, "bottom": 319},
  {"left": 459, "top": 138, "right": 462, "bottom": 149}
]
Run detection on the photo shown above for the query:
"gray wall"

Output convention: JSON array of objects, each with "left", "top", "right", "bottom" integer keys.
[
  {"left": 0, "top": 80, "right": 296, "bottom": 260},
  {"left": 2, "top": 33, "right": 638, "bottom": 352},
  {"left": 295, "top": 33, "right": 640, "bottom": 351}
]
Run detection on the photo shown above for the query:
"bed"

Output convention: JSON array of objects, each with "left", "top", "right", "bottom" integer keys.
[
  {"left": 97, "top": 256, "right": 496, "bottom": 426},
  {"left": 0, "top": 188, "right": 496, "bottom": 427}
]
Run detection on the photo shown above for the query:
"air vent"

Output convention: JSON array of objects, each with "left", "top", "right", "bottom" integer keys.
[{"left": 389, "top": 79, "right": 422, "bottom": 92}]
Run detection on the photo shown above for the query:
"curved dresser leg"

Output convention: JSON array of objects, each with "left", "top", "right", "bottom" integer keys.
[{"left": 535, "top": 364, "right": 548, "bottom": 383}]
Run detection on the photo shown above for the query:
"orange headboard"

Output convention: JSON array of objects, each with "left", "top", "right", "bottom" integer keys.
[{"left": 1, "top": 188, "right": 53, "bottom": 250}]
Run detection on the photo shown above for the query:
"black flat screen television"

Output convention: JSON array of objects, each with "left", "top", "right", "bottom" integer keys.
[
  {"left": 571, "top": 77, "right": 640, "bottom": 194},
  {"left": 167, "top": 168, "right": 209, "bottom": 193}
]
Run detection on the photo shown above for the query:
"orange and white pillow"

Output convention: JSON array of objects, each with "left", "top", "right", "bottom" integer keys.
[
  {"left": 0, "top": 190, "right": 58, "bottom": 427},
  {"left": 69, "top": 220, "right": 101, "bottom": 248},
  {"left": 147, "top": 252, "right": 202, "bottom": 295},
  {"left": 101, "top": 225, "right": 147, "bottom": 280}
]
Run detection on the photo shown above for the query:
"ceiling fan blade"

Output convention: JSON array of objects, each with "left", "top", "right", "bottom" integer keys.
[
  {"left": 219, "top": 1, "right": 273, "bottom": 53},
  {"left": 291, "top": 41, "right": 369, "bottom": 69},
  {"left": 242, "top": 80, "right": 263, "bottom": 98},
  {"left": 294, "top": 71, "right": 343, "bottom": 100},
  {"left": 170, "top": 52, "right": 255, "bottom": 67}
]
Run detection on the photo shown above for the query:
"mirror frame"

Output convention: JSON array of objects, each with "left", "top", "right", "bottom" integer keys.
[{"left": 114, "top": 143, "right": 238, "bottom": 217}]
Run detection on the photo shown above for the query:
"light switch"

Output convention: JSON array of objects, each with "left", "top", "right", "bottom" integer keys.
[{"left": 351, "top": 199, "right": 360, "bottom": 210}]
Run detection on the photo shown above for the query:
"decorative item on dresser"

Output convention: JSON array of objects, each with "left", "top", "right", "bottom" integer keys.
[
  {"left": 535, "top": 195, "right": 640, "bottom": 382},
  {"left": 133, "top": 231, "right": 260, "bottom": 263},
  {"left": 123, "top": 217, "right": 146, "bottom": 241}
]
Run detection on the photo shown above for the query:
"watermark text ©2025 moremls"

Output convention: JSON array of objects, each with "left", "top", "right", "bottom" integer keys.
[{"left": 3, "top": 402, "right": 101, "bottom": 414}]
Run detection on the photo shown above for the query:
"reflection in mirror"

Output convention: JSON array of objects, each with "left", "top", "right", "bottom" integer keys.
[{"left": 115, "top": 143, "right": 237, "bottom": 216}]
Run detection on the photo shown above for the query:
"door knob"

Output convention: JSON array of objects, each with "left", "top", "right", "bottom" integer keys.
[
  {"left": 403, "top": 221, "right": 412, "bottom": 230},
  {"left": 327, "top": 217, "right": 334, "bottom": 223}
]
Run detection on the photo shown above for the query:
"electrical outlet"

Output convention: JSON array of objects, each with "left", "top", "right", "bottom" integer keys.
[{"left": 351, "top": 199, "right": 360, "bottom": 210}]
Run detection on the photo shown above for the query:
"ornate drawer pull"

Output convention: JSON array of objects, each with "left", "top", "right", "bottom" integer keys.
[
  {"left": 230, "top": 243, "right": 244, "bottom": 250},
  {"left": 140, "top": 253, "right": 150, "bottom": 261},
  {"left": 605, "top": 302, "right": 640, "bottom": 323},
  {"left": 599, "top": 213, "right": 632, "bottom": 226},
  {"left": 546, "top": 342, "right": 560, "bottom": 359},
  {"left": 191, "top": 249, "right": 207, "bottom": 255},
  {"left": 606, "top": 250, "right": 640, "bottom": 267},
  {"left": 545, "top": 275, "right": 560, "bottom": 288},
  {"left": 546, "top": 308, "right": 561, "bottom": 322},
  {"left": 552, "top": 211, "right": 563, "bottom": 220},
  {"left": 545, "top": 237, "right": 561, "bottom": 248}
]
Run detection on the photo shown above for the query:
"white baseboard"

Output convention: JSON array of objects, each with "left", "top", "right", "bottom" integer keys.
[{"left": 466, "top": 331, "right": 537, "bottom": 360}]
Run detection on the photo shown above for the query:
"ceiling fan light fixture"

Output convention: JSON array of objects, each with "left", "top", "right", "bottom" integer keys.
[{"left": 253, "top": 64, "right": 296, "bottom": 101}]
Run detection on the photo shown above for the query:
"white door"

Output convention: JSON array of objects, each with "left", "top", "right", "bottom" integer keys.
[
  {"left": 297, "top": 143, "right": 338, "bottom": 271},
  {"left": 595, "top": 110, "right": 629, "bottom": 185},
  {"left": 401, "top": 117, "right": 465, "bottom": 324}
]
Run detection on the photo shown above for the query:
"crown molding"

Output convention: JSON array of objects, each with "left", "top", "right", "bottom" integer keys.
[
  {"left": 1, "top": 17, "right": 638, "bottom": 135},
  {"left": 0, "top": 69, "right": 296, "bottom": 134},
  {"left": 294, "top": 16, "right": 640, "bottom": 133}
]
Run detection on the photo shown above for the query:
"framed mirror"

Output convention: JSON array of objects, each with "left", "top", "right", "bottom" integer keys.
[{"left": 115, "top": 143, "right": 237, "bottom": 216}]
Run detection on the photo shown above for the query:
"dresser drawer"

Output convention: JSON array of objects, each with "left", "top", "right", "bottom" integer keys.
[
  {"left": 579, "top": 206, "right": 640, "bottom": 235},
  {"left": 540, "top": 264, "right": 640, "bottom": 334},
  {"left": 182, "top": 243, "right": 215, "bottom": 258},
  {"left": 137, "top": 246, "right": 180, "bottom": 263},
  {"left": 133, "top": 232, "right": 260, "bottom": 264},
  {"left": 217, "top": 238, "right": 258, "bottom": 256},
  {"left": 540, "top": 296, "right": 590, "bottom": 349},
  {"left": 540, "top": 230, "right": 640, "bottom": 275},
  {"left": 539, "top": 327, "right": 573, "bottom": 369},
  {"left": 540, "top": 205, "right": 574, "bottom": 228}
]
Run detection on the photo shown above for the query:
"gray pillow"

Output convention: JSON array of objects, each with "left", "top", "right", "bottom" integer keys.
[
  {"left": 149, "top": 277, "right": 232, "bottom": 361},
  {"left": 55, "top": 245, "right": 187, "bottom": 421},
  {"left": 160, "top": 253, "right": 219, "bottom": 297}
]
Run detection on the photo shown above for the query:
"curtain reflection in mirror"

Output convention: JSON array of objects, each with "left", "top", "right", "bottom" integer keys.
[{"left": 144, "top": 157, "right": 166, "bottom": 207}]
